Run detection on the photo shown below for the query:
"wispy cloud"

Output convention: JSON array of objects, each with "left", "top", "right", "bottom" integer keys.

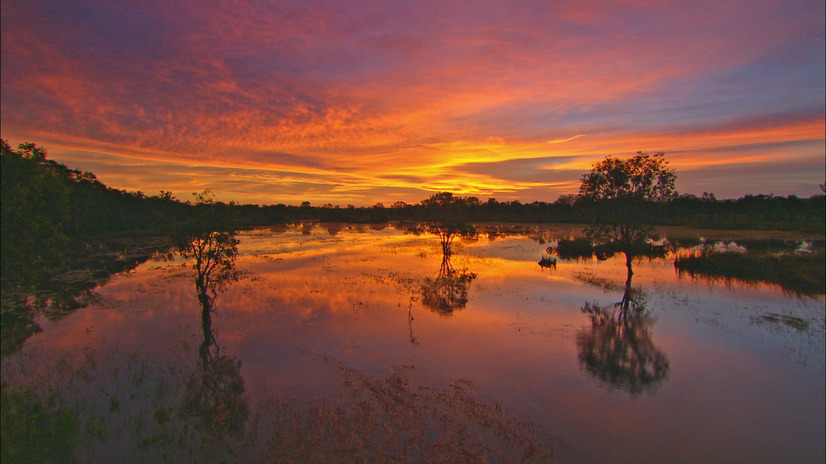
[{"left": 2, "top": 0, "right": 823, "bottom": 203}]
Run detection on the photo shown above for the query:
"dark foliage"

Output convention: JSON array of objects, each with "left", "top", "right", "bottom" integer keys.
[
  {"left": 1, "top": 140, "right": 192, "bottom": 293},
  {"left": 1, "top": 388, "right": 79, "bottom": 464}
]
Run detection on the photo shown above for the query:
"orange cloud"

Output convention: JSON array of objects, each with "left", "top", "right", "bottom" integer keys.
[{"left": 2, "top": 0, "right": 823, "bottom": 204}]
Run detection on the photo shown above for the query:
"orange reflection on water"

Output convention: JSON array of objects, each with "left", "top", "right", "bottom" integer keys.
[{"left": 5, "top": 224, "right": 823, "bottom": 464}]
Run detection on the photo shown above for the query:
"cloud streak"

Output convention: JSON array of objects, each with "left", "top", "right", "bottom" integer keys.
[{"left": 2, "top": 0, "right": 823, "bottom": 204}]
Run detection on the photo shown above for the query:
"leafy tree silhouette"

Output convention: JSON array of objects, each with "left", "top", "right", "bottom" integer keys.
[
  {"left": 180, "top": 192, "right": 248, "bottom": 436},
  {"left": 579, "top": 152, "right": 676, "bottom": 286}
]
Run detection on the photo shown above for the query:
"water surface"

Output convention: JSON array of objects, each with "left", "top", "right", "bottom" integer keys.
[{"left": 5, "top": 224, "right": 824, "bottom": 463}]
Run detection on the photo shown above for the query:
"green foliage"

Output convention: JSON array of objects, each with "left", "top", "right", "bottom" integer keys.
[
  {"left": 579, "top": 152, "right": 677, "bottom": 203},
  {"left": 1, "top": 139, "right": 194, "bottom": 294}
]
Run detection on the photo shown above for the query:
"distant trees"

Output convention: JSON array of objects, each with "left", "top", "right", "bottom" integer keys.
[
  {"left": 0, "top": 140, "right": 196, "bottom": 294},
  {"left": 419, "top": 192, "right": 477, "bottom": 256},
  {"left": 578, "top": 152, "right": 677, "bottom": 286},
  {"left": 1, "top": 140, "right": 71, "bottom": 287}
]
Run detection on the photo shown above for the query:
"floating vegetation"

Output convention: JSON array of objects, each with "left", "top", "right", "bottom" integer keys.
[
  {"left": 573, "top": 272, "right": 623, "bottom": 293},
  {"left": 548, "top": 239, "right": 669, "bottom": 262},
  {"left": 548, "top": 238, "right": 595, "bottom": 261},
  {"left": 759, "top": 313, "right": 810, "bottom": 331}
]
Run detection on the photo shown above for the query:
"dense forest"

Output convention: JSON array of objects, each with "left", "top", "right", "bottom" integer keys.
[{"left": 2, "top": 140, "right": 824, "bottom": 295}]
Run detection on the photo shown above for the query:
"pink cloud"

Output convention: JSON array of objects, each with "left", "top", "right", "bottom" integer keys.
[{"left": 2, "top": 0, "right": 823, "bottom": 204}]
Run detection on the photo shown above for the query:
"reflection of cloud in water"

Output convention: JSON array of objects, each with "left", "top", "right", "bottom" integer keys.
[{"left": 4, "top": 224, "right": 823, "bottom": 464}]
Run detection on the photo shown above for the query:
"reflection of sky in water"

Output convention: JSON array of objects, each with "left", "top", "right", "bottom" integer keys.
[{"left": 9, "top": 224, "right": 825, "bottom": 464}]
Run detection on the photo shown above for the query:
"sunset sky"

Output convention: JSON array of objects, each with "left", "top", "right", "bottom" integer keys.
[{"left": 2, "top": 0, "right": 824, "bottom": 205}]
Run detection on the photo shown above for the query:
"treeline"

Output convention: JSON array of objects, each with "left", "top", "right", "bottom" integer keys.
[
  {"left": 2, "top": 141, "right": 824, "bottom": 289},
  {"left": 2, "top": 141, "right": 205, "bottom": 289},
  {"left": 251, "top": 192, "right": 825, "bottom": 233}
]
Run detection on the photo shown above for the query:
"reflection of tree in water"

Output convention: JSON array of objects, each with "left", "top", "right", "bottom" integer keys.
[
  {"left": 180, "top": 230, "right": 249, "bottom": 436},
  {"left": 420, "top": 253, "right": 477, "bottom": 315},
  {"left": 576, "top": 286, "right": 669, "bottom": 394},
  {"left": 301, "top": 222, "right": 315, "bottom": 235}
]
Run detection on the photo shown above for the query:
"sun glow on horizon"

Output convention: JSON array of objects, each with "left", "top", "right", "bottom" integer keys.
[{"left": 2, "top": 0, "right": 823, "bottom": 205}]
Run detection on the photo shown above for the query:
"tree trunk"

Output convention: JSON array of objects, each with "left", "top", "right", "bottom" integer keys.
[
  {"left": 624, "top": 252, "right": 634, "bottom": 288},
  {"left": 622, "top": 252, "right": 634, "bottom": 311}
]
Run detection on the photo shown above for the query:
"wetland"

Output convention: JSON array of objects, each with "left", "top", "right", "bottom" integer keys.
[{"left": 2, "top": 222, "right": 824, "bottom": 463}]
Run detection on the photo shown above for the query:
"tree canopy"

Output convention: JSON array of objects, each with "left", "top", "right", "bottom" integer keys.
[
  {"left": 578, "top": 152, "right": 678, "bottom": 284},
  {"left": 579, "top": 152, "right": 676, "bottom": 203}
]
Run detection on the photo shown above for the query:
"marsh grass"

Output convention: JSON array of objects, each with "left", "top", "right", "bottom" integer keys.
[
  {"left": 1, "top": 387, "right": 79, "bottom": 464},
  {"left": 2, "top": 350, "right": 561, "bottom": 463},
  {"left": 759, "top": 313, "right": 810, "bottom": 331},
  {"left": 572, "top": 272, "right": 624, "bottom": 293},
  {"left": 674, "top": 250, "right": 825, "bottom": 296},
  {"left": 258, "top": 365, "right": 560, "bottom": 464}
]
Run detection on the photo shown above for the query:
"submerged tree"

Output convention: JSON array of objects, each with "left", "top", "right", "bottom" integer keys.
[
  {"left": 181, "top": 285, "right": 249, "bottom": 438},
  {"left": 179, "top": 192, "right": 248, "bottom": 436},
  {"left": 181, "top": 289, "right": 249, "bottom": 437},
  {"left": 579, "top": 152, "right": 677, "bottom": 286},
  {"left": 179, "top": 189, "right": 240, "bottom": 362},
  {"left": 420, "top": 192, "right": 477, "bottom": 256}
]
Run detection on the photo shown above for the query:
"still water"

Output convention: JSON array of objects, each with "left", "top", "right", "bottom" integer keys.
[{"left": 5, "top": 223, "right": 825, "bottom": 463}]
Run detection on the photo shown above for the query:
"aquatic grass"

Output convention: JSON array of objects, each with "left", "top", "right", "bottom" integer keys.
[
  {"left": 674, "top": 250, "right": 825, "bottom": 296},
  {"left": 573, "top": 272, "right": 623, "bottom": 293},
  {"left": 759, "top": 313, "right": 810, "bottom": 331},
  {"left": 2, "top": 348, "right": 561, "bottom": 464},
  {"left": 258, "top": 365, "right": 561, "bottom": 464},
  {"left": 550, "top": 238, "right": 594, "bottom": 261},
  {"left": 1, "top": 388, "right": 79, "bottom": 464}
]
